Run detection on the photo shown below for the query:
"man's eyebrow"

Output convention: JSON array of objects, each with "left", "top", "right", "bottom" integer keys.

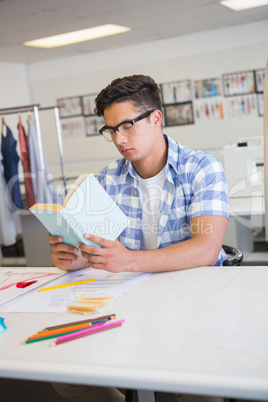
[{"left": 105, "top": 118, "right": 133, "bottom": 129}]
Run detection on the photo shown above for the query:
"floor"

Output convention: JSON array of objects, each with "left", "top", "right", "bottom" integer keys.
[
  {"left": 242, "top": 251, "right": 268, "bottom": 265},
  {"left": 0, "top": 379, "right": 264, "bottom": 401},
  {"left": 0, "top": 378, "right": 176, "bottom": 402},
  {"left": 0, "top": 379, "right": 67, "bottom": 402}
]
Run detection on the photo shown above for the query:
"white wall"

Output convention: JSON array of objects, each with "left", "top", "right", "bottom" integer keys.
[
  {"left": 0, "top": 62, "right": 32, "bottom": 108},
  {"left": 3, "top": 20, "right": 268, "bottom": 178},
  {"left": 0, "top": 62, "right": 32, "bottom": 134}
]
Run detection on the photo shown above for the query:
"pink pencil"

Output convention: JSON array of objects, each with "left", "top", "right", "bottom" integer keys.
[{"left": 50, "top": 319, "right": 125, "bottom": 346}]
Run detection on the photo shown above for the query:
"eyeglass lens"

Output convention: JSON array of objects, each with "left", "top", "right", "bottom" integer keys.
[{"left": 100, "top": 109, "right": 155, "bottom": 142}]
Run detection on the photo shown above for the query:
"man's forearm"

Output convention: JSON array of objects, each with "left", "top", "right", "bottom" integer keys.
[{"left": 131, "top": 237, "right": 219, "bottom": 273}]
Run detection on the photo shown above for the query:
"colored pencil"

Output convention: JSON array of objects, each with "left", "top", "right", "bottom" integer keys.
[
  {"left": 23, "top": 326, "right": 100, "bottom": 344},
  {"left": 39, "top": 278, "right": 95, "bottom": 292},
  {"left": 50, "top": 319, "right": 125, "bottom": 346},
  {"left": 41, "top": 314, "right": 116, "bottom": 332},
  {"left": 29, "top": 323, "right": 100, "bottom": 339}
]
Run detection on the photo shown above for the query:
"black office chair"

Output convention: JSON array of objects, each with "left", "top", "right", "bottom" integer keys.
[{"left": 222, "top": 244, "right": 243, "bottom": 266}]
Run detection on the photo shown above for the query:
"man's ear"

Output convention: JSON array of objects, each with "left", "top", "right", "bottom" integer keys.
[{"left": 152, "top": 109, "right": 163, "bottom": 127}]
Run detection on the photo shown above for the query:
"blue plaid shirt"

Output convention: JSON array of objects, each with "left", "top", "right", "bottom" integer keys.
[{"left": 97, "top": 134, "right": 229, "bottom": 266}]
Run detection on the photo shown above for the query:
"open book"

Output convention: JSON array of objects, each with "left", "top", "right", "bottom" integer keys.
[{"left": 30, "top": 173, "right": 128, "bottom": 248}]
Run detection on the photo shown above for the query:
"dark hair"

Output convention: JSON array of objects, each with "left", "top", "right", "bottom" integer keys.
[{"left": 94, "top": 74, "right": 162, "bottom": 116}]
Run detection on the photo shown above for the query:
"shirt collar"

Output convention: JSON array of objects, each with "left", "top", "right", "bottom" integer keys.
[
  {"left": 164, "top": 134, "right": 180, "bottom": 175},
  {"left": 126, "top": 159, "right": 138, "bottom": 180}
]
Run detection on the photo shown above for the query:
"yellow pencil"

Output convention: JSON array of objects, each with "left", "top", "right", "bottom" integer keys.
[{"left": 39, "top": 278, "right": 95, "bottom": 292}]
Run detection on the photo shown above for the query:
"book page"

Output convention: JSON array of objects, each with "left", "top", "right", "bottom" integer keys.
[
  {"left": 63, "top": 174, "right": 87, "bottom": 207},
  {"left": 62, "top": 174, "right": 128, "bottom": 243},
  {"left": 30, "top": 203, "right": 63, "bottom": 212}
]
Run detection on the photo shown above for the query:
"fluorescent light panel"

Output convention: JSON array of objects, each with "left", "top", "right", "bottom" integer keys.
[
  {"left": 220, "top": 0, "right": 268, "bottom": 11},
  {"left": 23, "top": 24, "right": 131, "bottom": 48}
]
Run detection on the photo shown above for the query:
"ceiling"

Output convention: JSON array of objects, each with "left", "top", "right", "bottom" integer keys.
[{"left": 0, "top": 0, "right": 268, "bottom": 64}]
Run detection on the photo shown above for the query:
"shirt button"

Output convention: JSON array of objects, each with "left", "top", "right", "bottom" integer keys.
[
  {"left": 137, "top": 218, "right": 140, "bottom": 222},
  {"left": 134, "top": 245, "right": 138, "bottom": 249}
]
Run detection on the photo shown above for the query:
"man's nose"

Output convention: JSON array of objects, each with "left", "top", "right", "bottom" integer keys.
[{"left": 114, "top": 130, "right": 127, "bottom": 145}]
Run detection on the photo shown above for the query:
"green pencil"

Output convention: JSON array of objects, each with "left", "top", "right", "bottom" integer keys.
[{"left": 23, "top": 327, "right": 90, "bottom": 344}]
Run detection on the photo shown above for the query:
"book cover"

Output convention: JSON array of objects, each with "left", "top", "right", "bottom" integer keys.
[{"left": 30, "top": 174, "right": 128, "bottom": 248}]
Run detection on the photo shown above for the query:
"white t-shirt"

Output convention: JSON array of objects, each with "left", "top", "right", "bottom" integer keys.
[{"left": 136, "top": 167, "right": 166, "bottom": 250}]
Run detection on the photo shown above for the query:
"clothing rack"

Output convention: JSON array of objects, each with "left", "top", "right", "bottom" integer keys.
[
  {"left": 0, "top": 104, "right": 69, "bottom": 266},
  {"left": 39, "top": 105, "right": 67, "bottom": 193},
  {"left": 0, "top": 104, "right": 67, "bottom": 194}
]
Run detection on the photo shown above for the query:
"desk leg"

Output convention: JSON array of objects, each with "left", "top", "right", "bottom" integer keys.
[{"left": 137, "top": 390, "right": 156, "bottom": 402}]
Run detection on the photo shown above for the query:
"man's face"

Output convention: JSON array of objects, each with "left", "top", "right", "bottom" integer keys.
[{"left": 103, "top": 101, "right": 160, "bottom": 164}]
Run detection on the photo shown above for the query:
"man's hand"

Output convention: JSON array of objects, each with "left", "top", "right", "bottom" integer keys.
[
  {"left": 49, "top": 236, "right": 88, "bottom": 271},
  {"left": 77, "top": 234, "right": 134, "bottom": 273}
]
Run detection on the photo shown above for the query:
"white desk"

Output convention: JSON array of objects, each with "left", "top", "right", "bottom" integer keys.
[
  {"left": 229, "top": 196, "right": 265, "bottom": 217},
  {"left": 0, "top": 266, "right": 268, "bottom": 401}
]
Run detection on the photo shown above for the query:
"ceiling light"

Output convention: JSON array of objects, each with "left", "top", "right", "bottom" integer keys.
[
  {"left": 23, "top": 24, "right": 131, "bottom": 48},
  {"left": 220, "top": 0, "right": 268, "bottom": 11}
]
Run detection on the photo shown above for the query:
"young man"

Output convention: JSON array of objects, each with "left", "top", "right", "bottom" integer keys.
[
  {"left": 50, "top": 74, "right": 229, "bottom": 273},
  {"left": 51, "top": 75, "right": 227, "bottom": 402}
]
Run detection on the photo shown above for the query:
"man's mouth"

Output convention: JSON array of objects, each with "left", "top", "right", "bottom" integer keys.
[{"left": 120, "top": 147, "right": 133, "bottom": 155}]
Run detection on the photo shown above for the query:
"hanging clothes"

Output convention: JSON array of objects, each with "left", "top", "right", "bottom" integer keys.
[
  {"left": 1, "top": 125, "right": 23, "bottom": 209},
  {"left": 18, "top": 120, "right": 35, "bottom": 209},
  {"left": 27, "top": 118, "right": 57, "bottom": 204},
  {"left": 0, "top": 155, "right": 17, "bottom": 246}
]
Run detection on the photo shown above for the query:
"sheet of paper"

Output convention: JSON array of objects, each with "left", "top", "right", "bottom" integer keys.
[
  {"left": 0, "top": 267, "right": 67, "bottom": 305},
  {"left": 0, "top": 268, "right": 151, "bottom": 313}
]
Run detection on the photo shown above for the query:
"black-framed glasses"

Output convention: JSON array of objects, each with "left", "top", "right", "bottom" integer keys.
[{"left": 99, "top": 109, "right": 156, "bottom": 142}]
